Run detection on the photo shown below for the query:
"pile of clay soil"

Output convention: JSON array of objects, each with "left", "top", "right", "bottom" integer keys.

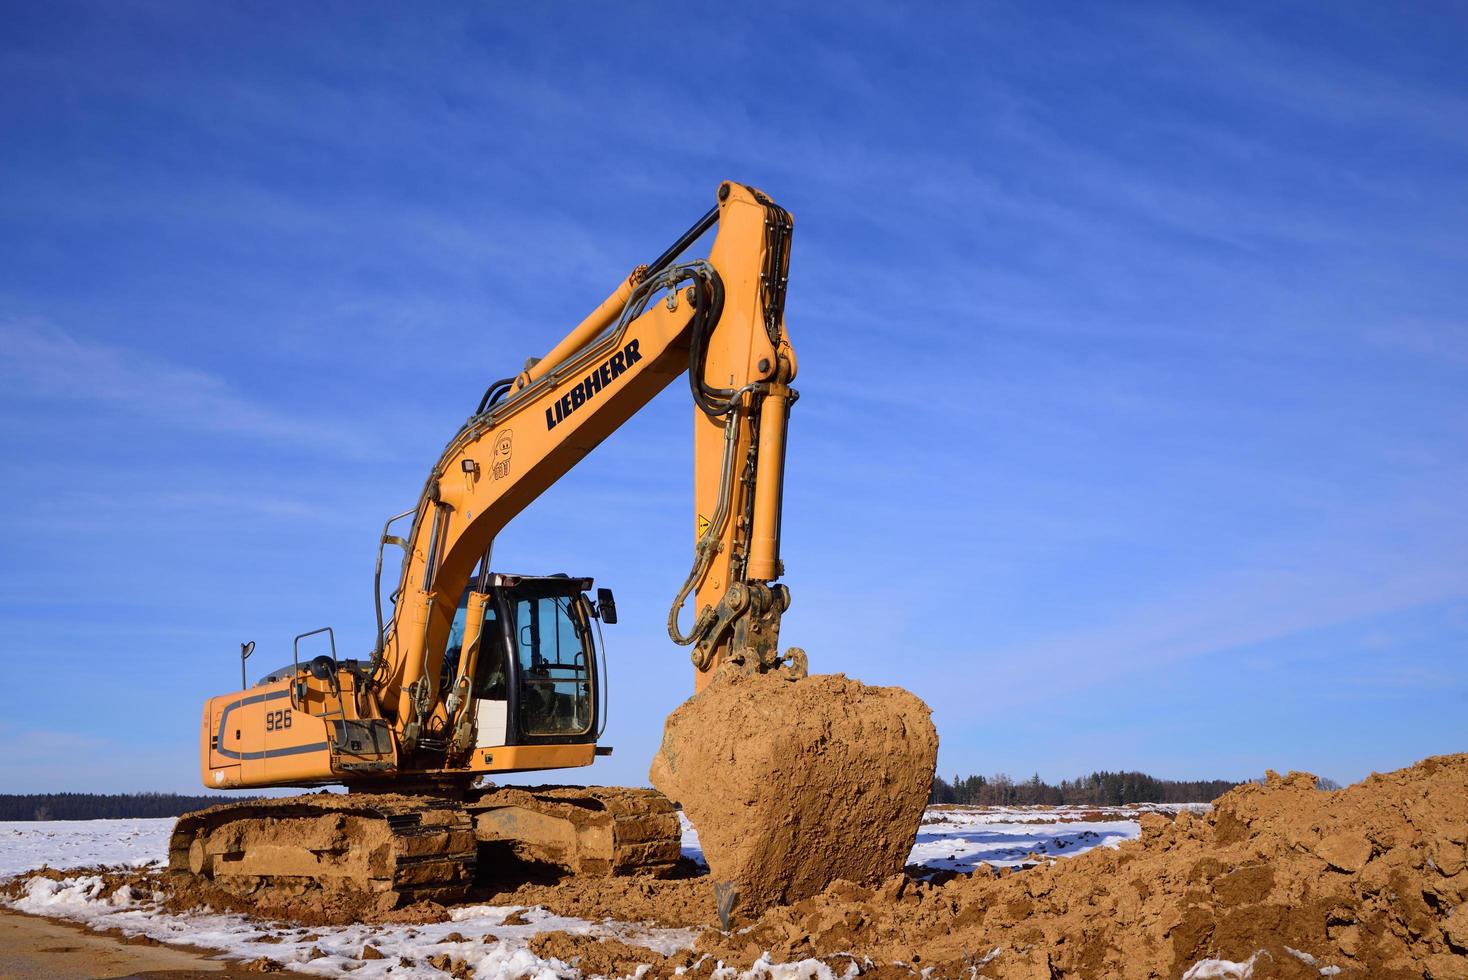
[
  {"left": 689, "top": 753, "right": 1468, "bottom": 979},
  {"left": 650, "top": 671, "right": 938, "bottom": 916},
  {"left": 529, "top": 931, "right": 694, "bottom": 979},
  {"left": 484, "top": 867, "right": 715, "bottom": 929}
]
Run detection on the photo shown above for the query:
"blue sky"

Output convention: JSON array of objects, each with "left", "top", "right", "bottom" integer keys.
[{"left": 1, "top": 2, "right": 1464, "bottom": 793}]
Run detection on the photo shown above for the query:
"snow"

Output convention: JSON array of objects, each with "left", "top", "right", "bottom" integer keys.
[
  {"left": 907, "top": 804, "right": 1205, "bottom": 873},
  {"left": 0, "top": 818, "right": 171, "bottom": 877},
  {"left": 1284, "top": 945, "right": 1318, "bottom": 966},
  {"left": 1181, "top": 950, "right": 1268, "bottom": 979},
  {"left": 1284, "top": 945, "right": 1345, "bottom": 976},
  {"left": 1, "top": 805, "right": 1184, "bottom": 978},
  {"left": 719, "top": 951, "right": 861, "bottom": 979},
  {"left": 1125, "top": 946, "right": 1340, "bottom": 980}
]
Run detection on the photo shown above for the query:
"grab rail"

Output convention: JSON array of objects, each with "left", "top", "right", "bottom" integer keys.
[{"left": 291, "top": 626, "right": 337, "bottom": 710}]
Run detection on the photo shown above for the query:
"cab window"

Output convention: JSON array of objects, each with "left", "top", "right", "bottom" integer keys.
[
  {"left": 441, "top": 591, "right": 471, "bottom": 697},
  {"left": 510, "top": 593, "right": 593, "bottom": 736},
  {"left": 474, "top": 604, "right": 508, "bottom": 700},
  {"left": 443, "top": 590, "right": 507, "bottom": 700}
]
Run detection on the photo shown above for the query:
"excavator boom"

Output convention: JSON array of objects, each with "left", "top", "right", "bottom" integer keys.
[{"left": 381, "top": 180, "right": 799, "bottom": 761}]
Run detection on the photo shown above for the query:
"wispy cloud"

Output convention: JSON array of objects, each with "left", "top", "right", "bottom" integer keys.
[
  {"left": 1128, "top": 8, "right": 1468, "bottom": 146},
  {"left": 927, "top": 522, "right": 1468, "bottom": 718},
  {"left": 0, "top": 318, "right": 378, "bottom": 456},
  {"left": 1363, "top": 319, "right": 1468, "bottom": 369},
  {"left": 23, "top": 488, "right": 332, "bottom": 525}
]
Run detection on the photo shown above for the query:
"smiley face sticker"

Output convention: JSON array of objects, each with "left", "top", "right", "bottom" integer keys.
[{"left": 491, "top": 429, "right": 513, "bottom": 481}]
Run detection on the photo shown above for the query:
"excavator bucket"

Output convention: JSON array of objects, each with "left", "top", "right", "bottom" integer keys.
[{"left": 649, "top": 670, "right": 938, "bottom": 923}]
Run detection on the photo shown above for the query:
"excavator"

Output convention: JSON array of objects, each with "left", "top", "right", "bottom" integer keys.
[{"left": 170, "top": 181, "right": 806, "bottom": 905}]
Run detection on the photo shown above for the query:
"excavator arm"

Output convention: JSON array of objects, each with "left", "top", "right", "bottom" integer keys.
[{"left": 374, "top": 180, "right": 801, "bottom": 753}]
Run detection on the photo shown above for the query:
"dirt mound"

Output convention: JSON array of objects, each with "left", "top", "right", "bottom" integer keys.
[
  {"left": 163, "top": 868, "right": 452, "bottom": 926},
  {"left": 482, "top": 862, "right": 716, "bottom": 929},
  {"left": 529, "top": 931, "right": 691, "bottom": 977},
  {"left": 695, "top": 754, "right": 1468, "bottom": 978},
  {"left": 650, "top": 671, "right": 938, "bottom": 918}
]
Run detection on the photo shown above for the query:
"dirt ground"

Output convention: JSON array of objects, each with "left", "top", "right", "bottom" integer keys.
[
  {"left": 7, "top": 753, "right": 1466, "bottom": 978},
  {"left": 0, "top": 908, "right": 292, "bottom": 979}
]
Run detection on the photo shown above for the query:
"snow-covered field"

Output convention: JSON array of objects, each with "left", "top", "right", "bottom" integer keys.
[
  {"left": 679, "top": 803, "right": 1201, "bottom": 875},
  {"left": 0, "top": 817, "right": 173, "bottom": 877},
  {"left": 908, "top": 804, "right": 1170, "bottom": 873},
  {"left": 1, "top": 804, "right": 1190, "bottom": 978}
]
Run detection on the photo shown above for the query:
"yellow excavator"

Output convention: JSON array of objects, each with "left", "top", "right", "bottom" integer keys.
[{"left": 170, "top": 181, "right": 806, "bottom": 905}]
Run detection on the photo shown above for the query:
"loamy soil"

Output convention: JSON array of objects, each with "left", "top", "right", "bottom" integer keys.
[
  {"left": 689, "top": 753, "right": 1468, "bottom": 979},
  {"left": 8, "top": 754, "right": 1466, "bottom": 978},
  {"left": 650, "top": 671, "right": 939, "bottom": 916}
]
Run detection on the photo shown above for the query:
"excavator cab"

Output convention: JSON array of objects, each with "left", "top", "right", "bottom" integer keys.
[{"left": 443, "top": 573, "right": 604, "bottom": 752}]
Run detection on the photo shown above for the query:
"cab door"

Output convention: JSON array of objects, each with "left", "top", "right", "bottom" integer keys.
[
  {"left": 472, "top": 600, "right": 510, "bottom": 748},
  {"left": 505, "top": 590, "right": 597, "bottom": 741}
]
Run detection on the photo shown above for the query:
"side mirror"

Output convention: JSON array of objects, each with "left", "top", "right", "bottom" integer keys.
[
  {"left": 240, "top": 640, "right": 255, "bottom": 690},
  {"left": 596, "top": 587, "right": 618, "bottom": 625},
  {"left": 309, "top": 653, "right": 341, "bottom": 696}
]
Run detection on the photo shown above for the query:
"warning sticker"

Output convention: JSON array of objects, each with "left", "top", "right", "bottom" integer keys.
[{"left": 696, "top": 514, "right": 712, "bottom": 537}]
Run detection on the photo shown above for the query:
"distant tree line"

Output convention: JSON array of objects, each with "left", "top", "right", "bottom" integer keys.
[
  {"left": 930, "top": 771, "right": 1242, "bottom": 806},
  {"left": 0, "top": 793, "right": 261, "bottom": 821}
]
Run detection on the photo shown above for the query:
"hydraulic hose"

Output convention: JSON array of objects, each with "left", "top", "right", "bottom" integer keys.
[
  {"left": 475, "top": 377, "right": 516, "bottom": 415},
  {"left": 666, "top": 380, "right": 766, "bottom": 646}
]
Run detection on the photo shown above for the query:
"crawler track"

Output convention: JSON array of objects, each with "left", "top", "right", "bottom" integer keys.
[
  {"left": 473, "top": 785, "right": 682, "bottom": 876},
  {"left": 169, "top": 785, "right": 681, "bottom": 908},
  {"left": 168, "top": 793, "right": 477, "bottom": 907}
]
